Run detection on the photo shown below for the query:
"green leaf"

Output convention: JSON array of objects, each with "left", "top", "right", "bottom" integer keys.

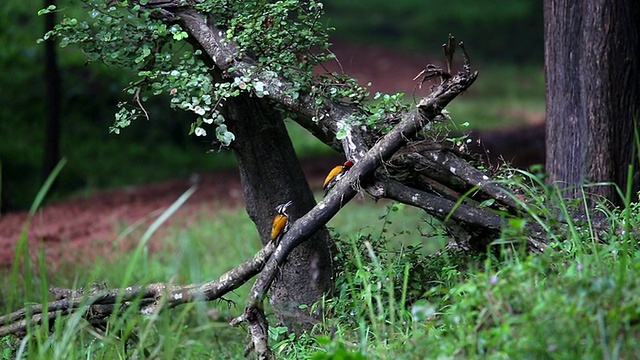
[
  {"left": 216, "top": 125, "right": 235, "bottom": 146},
  {"left": 38, "top": 4, "right": 56, "bottom": 15},
  {"left": 134, "top": 46, "right": 152, "bottom": 63},
  {"left": 479, "top": 198, "right": 495, "bottom": 207},
  {"left": 173, "top": 31, "right": 188, "bottom": 40},
  {"left": 508, "top": 217, "right": 528, "bottom": 230}
]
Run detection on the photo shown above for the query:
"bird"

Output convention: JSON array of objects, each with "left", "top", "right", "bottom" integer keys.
[
  {"left": 270, "top": 200, "right": 292, "bottom": 246},
  {"left": 323, "top": 160, "right": 354, "bottom": 196}
]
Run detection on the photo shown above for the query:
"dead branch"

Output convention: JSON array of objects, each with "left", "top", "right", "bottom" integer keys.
[
  {"left": 0, "top": 243, "right": 274, "bottom": 337},
  {"left": 233, "top": 40, "right": 478, "bottom": 356},
  {"left": 389, "top": 142, "right": 520, "bottom": 210}
]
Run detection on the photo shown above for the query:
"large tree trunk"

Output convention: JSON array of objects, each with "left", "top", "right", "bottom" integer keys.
[
  {"left": 223, "top": 94, "right": 333, "bottom": 332},
  {"left": 544, "top": 0, "right": 640, "bottom": 205}
]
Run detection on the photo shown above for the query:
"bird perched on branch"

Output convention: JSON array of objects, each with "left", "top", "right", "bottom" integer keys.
[
  {"left": 323, "top": 161, "right": 354, "bottom": 196},
  {"left": 271, "top": 200, "right": 292, "bottom": 246}
]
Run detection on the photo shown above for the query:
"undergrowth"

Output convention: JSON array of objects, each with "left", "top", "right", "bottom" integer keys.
[
  {"left": 3, "top": 169, "right": 640, "bottom": 359},
  {"left": 276, "top": 171, "right": 640, "bottom": 359}
]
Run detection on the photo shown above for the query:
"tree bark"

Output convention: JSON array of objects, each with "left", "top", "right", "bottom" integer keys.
[
  {"left": 223, "top": 94, "right": 333, "bottom": 332},
  {"left": 544, "top": 0, "right": 640, "bottom": 205},
  {"left": 42, "top": 0, "right": 61, "bottom": 182}
]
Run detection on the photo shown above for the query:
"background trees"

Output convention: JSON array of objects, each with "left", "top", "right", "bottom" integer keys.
[{"left": 41, "top": 0, "right": 61, "bottom": 185}]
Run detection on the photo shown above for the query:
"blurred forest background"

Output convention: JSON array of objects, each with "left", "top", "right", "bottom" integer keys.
[{"left": 0, "top": 0, "right": 544, "bottom": 211}]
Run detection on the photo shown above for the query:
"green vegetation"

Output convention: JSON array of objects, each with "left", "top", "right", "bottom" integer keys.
[
  {"left": 448, "top": 64, "right": 545, "bottom": 130},
  {"left": 3, "top": 1, "right": 635, "bottom": 359},
  {"left": 3, "top": 169, "right": 640, "bottom": 358}
]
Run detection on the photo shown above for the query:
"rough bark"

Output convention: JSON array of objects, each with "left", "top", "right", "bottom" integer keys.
[
  {"left": 223, "top": 94, "right": 332, "bottom": 332},
  {"left": 544, "top": 0, "right": 640, "bottom": 205},
  {"left": 42, "top": 0, "right": 61, "bottom": 182}
]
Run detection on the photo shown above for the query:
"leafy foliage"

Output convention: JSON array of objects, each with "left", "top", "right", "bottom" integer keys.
[
  {"left": 39, "top": 0, "right": 413, "bottom": 148},
  {"left": 40, "top": 2, "right": 222, "bottom": 139}
]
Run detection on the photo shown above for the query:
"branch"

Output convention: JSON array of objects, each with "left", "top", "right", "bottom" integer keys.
[
  {"left": 170, "top": 7, "right": 370, "bottom": 157},
  {"left": 372, "top": 176, "right": 516, "bottom": 250},
  {"left": 377, "top": 178, "right": 504, "bottom": 231},
  {"left": 157, "top": 23, "right": 478, "bottom": 350},
  {"left": 0, "top": 243, "right": 275, "bottom": 337},
  {"left": 70, "top": 3, "right": 488, "bottom": 353},
  {"left": 238, "top": 39, "right": 478, "bottom": 333},
  {"left": 390, "top": 142, "right": 521, "bottom": 211}
]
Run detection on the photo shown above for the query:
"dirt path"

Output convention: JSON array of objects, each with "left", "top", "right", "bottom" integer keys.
[{"left": 0, "top": 156, "right": 343, "bottom": 268}]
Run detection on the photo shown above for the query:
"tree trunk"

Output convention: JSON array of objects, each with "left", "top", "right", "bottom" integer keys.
[
  {"left": 223, "top": 94, "right": 333, "bottom": 332},
  {"left": 544, "top": 0, "right": 640, "bottom": 205},
  {"left": 42, "top": 0, "right": 61, "bottom": 182}
]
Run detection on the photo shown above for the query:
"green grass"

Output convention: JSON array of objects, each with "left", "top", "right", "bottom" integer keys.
[
  {"left": 1, "top": 199, "right": 255, "bottom": 358},
  {"left": 447, "top": 65, "right": 545, "bottom": 130},
  {"left": 4, "top": 171, "right": 640, "bottom": 359},
  {"left": 293, "top": 171, "right": 640, "bottom": 359},
  {"left": 0, "top": 181, "right": 438, "bottom": 359}
]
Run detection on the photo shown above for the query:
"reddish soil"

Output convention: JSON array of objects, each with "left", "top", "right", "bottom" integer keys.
[
  {"left": 0, "top": 156, "right": 342, "bottom": 269},
  {"left": 325, "top": 41, "right": 439, "bottom": 95},
  {"left": 0, "top": 41, "right": 545, "bottom": 269},
  {"left": 0, "top": 170, "right": 231, "bottom": 269}
]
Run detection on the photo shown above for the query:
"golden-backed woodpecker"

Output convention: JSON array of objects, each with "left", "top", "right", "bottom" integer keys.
[
  {"left": 270, "top": 200, "right": 292, "bottom": 246},
  {"left": 323, "top": 160, "right": 354, "bottom": 196}
]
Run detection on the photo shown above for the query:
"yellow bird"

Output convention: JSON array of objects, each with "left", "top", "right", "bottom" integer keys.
[
  {"left": 323, "top": 160, "right": 354, "bottom": 196},
  {"left": 271, "top": 200, "right": 292, "bottom": 245}
]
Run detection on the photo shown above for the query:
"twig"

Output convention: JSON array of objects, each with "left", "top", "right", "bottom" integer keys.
[{"left": 133, "top": 86, "right": 150, "bottom": 121}]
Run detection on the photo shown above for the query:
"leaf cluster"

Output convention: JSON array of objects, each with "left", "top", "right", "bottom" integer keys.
[{"left": 39, "top": 0, "right": 414, "bottom": 148}]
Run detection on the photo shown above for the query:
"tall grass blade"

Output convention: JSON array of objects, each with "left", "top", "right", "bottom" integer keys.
[
  {"left": 8, "top": 158, "right": 66, "bottom": 311},
  {"left": 29, "top": 158, "right": 67, "bottom": 216},
  {"left": 107, "top": 185, "right": 196, "bottom": 325}
]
